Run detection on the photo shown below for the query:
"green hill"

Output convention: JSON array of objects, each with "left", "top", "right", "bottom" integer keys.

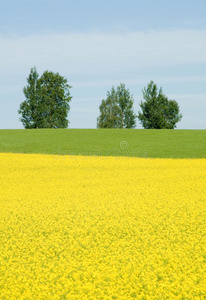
[{"left": 0, "top": 129, "right": 205, "bottom": 158}]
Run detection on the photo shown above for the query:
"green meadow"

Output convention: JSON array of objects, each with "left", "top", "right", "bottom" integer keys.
[{"left": 0, "top": 129, "right": 205, "bottom": 158}]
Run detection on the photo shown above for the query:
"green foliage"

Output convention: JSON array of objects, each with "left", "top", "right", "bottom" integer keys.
[
  {"left": 18, "top": 67, "right": 72, "bottom": 129},
  {"left": 138, "top": 81, "right": 182, "bottom": 129},
  {"left": 97, "top": 83, "right": 137, "bottom": 128},
  {"left": 19, "top": 67, "right": 41, "bottom": 129}
]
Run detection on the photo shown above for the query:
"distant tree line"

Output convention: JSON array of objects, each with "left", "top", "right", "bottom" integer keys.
[{"left": 19, "top": 67, "right": 182, "bottom": 129}]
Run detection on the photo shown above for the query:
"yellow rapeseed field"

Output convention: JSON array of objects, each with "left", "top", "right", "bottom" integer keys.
[{"left": 0, "top": 153, "right": 205, "bottom": 299}]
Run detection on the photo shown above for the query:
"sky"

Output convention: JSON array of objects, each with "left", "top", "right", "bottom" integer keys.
[{"left": 0, "top": 0, "right": 206, "bottom": 129}]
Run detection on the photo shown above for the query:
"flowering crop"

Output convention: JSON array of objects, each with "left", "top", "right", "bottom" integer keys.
[{"left": 0, "top": 153, "right": 205, "bottom": 299}]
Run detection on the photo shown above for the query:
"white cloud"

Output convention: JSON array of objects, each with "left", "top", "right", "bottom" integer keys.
[
  {"left": 169, "top": 93, "right": 206, "bottom": 104},
  {"left": 1, "top": 29, "right": 206, "bottom": 76},
  {"left": 73, "top": 76, "right": 206, "bottom": 89}
]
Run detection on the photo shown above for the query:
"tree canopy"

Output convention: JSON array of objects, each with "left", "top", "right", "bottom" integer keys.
[
  {"left": 137, "top": 81, "right": 182, "bottom": 129},
  {"left": 97, "top": 83, "right": 137, "bottom": 128},
  {"left": 18, "top": 67, "right": 72, "bottom": 129}
]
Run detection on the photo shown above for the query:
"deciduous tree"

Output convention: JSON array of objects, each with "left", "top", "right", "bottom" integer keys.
[
  {"left": 19, "top": 67, "right": 72, "bottom": 128},
  {"left": 138, "top": 81, "right": 182, "bottom": 129},
  {"left": 97, "top": 83, "right": 136, "bottom": 128}
]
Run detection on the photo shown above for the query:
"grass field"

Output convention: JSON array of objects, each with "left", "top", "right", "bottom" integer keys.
[
  {"left": 0, "top": 153, "right": 205, "bottom": 299},
  {"left": 0, "top": 129, "right": 205, "bottom": 158}
]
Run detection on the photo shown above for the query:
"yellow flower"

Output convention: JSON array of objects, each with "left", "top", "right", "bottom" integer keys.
[{"left": 0, "top": 153, "right": 205, "bottom": 299}]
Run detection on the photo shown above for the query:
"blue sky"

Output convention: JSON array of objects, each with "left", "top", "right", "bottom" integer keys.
[{"left": 0, "top": 0, "right": 206, "bottom": 129}]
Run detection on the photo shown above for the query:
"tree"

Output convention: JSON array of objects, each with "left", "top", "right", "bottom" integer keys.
[
  {"left": 18, "top": 67, "right": 41, "bottom": 129},
  {"left": 19, "top": 67, "right": 72, "bottom": 128},
  {"left": 97, "top": 83, "right": 137, "bottom": 128},
  {"left": 137, "top": 81, "right": 182, "bottom": 129}
]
